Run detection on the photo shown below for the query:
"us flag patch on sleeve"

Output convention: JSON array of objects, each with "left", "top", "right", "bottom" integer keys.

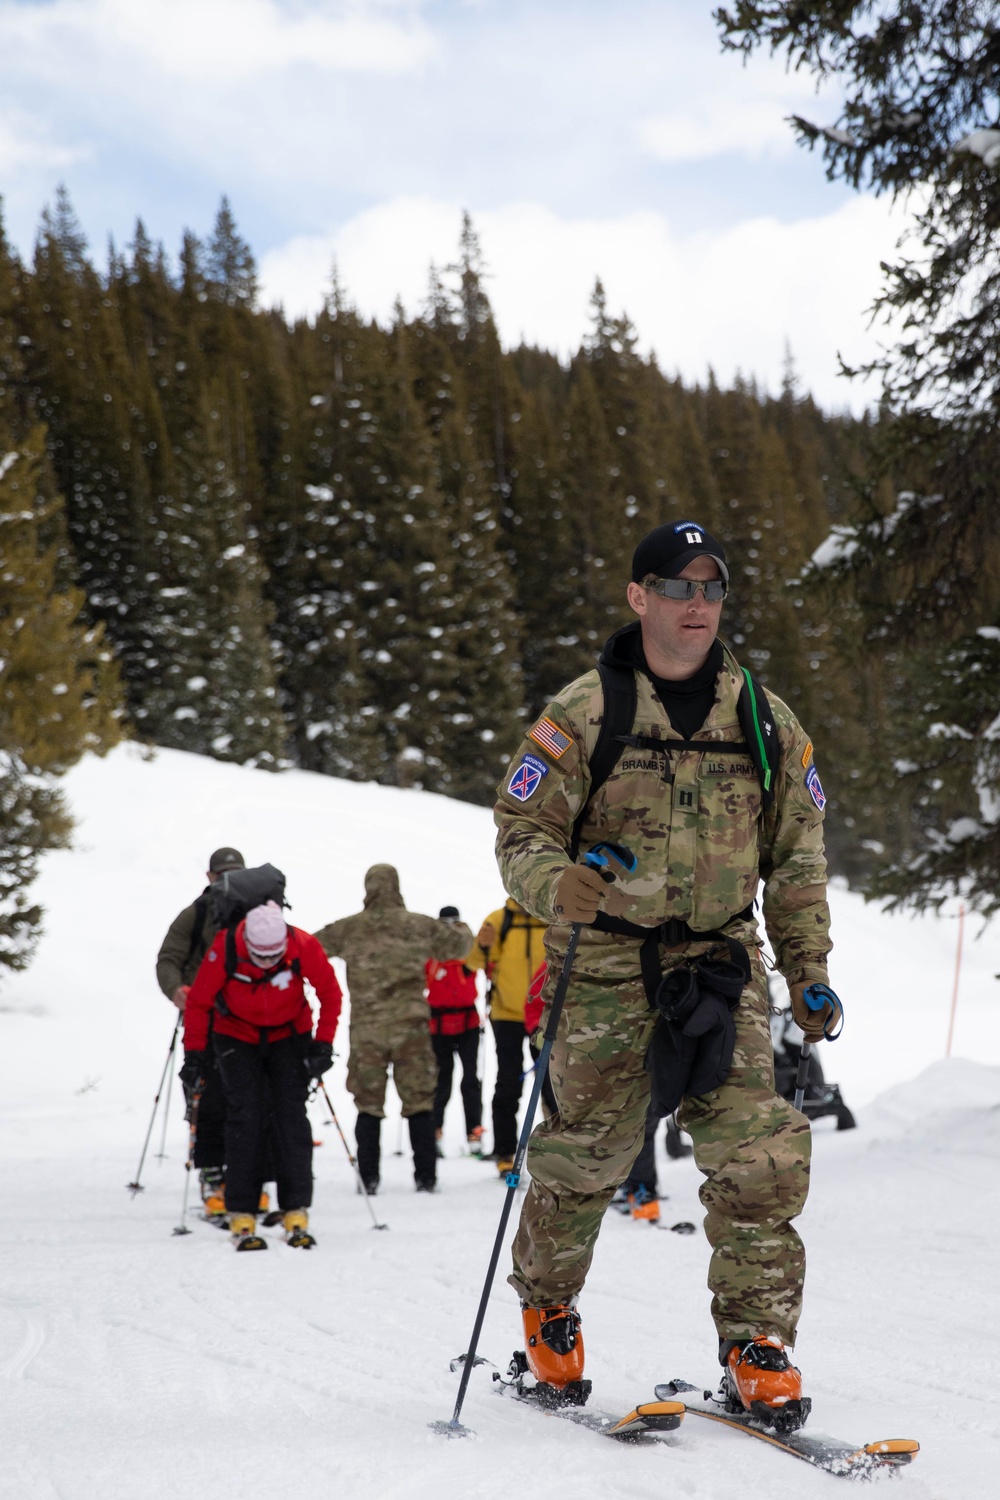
[{"left": 528, "top": 716, "right": 572, "bottom": 760}]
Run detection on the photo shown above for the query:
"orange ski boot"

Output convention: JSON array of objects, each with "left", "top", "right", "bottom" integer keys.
[
  {"left": 520, "top": 1303, "right": 590, "bottom": 1407},
  {"left": 628, "top": 1186, "right": 661, "bottom": 1223},
  {"left": 722, "top": 1336, "right": 811, "bottom": 1432}
]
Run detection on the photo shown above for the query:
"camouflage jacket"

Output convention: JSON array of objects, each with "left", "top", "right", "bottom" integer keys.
[
  {"left": 494, "top": 630, "right": 831, "bottom": 986},
  {"left": 314, "top": 864, "right": 474, "bottom": 1026},
  {"left": 156, "top": 889, "right": 218, "bottom": 998}
]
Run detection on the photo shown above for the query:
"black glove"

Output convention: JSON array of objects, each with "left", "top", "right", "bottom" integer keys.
[
  {"left": 304, "top": 1040, "right": 334, "bottom": 1078},
  {"left": 179, "top": 1051, "right": 207, "bottom": 1091},
  {"left": 648, "top": 953, "right": 749, "bottom": 1114}
]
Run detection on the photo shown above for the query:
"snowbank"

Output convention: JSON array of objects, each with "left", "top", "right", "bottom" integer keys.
[{"left": 2, "top": 745, "right": 999, "bottom": 1499}]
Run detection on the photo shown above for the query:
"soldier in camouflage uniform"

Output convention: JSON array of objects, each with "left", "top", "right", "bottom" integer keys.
[
  {"left": 495, "top": 521, "right": 840, "bottom": 1426},
  {"left": 156, "top": 847, "right": 244, "bottom": 1203},
  {"left": 315, "top": 865, "right": 473, "bottom": 1193}
]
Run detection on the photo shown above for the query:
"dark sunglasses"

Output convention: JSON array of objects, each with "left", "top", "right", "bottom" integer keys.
[{"left": 645, "top": 575, "right": 728, "bottom": 602}]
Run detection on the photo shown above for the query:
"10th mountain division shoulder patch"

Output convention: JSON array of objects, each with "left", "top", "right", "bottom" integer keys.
[
  {"left": 805, "top": 762, "right": 826, "bottom": 811},
  {"left": 507, "top": 753, "right": 549, "bottom": 802}
]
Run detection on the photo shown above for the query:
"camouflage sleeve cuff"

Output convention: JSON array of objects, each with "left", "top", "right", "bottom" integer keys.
[
  {"left": 504, "top": 857, "right": 569, "bottom": 925},
  {"left": 780, "top": 962, "right": 831, "bottom": 990}
]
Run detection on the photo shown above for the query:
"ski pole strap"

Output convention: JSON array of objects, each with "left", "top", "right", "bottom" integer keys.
[{"left": 802, "top": 982, "right": 844, "bottom": 1040}]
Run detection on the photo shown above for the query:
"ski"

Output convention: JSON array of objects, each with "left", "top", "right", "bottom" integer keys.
[
  {"left": 494, "top": 1353, "right": 684, "bottom": 1443},
  {"left": 199, "top": 1211, "right": 229, "bottom": 1230},
  {"left": 655, "top": 1381, "right": 919, "bottom": 1477}
]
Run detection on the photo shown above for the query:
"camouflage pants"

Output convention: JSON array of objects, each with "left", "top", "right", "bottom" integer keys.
[
  {"left": 509, "top": 941, "right": 811, "bottom": 1345},
  {"left": 347, "top": 1021, "right": 436, "bottom": 1118}
]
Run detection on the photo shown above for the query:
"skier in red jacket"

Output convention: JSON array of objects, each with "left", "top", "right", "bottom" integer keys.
[
  {"left": 426, "top": 905, "right": 483, "bottom": 1152},
  {"left": 182, "top": 902, "right": 342, "bottom": 1251}
]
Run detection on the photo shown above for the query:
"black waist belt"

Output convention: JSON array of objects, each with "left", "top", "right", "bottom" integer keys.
[{"left": 591, "top": 906, "right": 754, "bottom": 1008}]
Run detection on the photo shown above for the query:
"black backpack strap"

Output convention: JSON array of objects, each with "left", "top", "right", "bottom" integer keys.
[
  {"left": 570, "top": 661, "right": 637, "bottom": 858},
  {"left": 735, "top": 667, "right": 780, "bottom": 813},
  {"left": 498, "top": 907, "right": 515, "bottom": 947},
  {"left": 213, "top": 926, "right": 240, "bottom": 1017},
  {"left": 184, "top": 893, "right": 209, "bottom": 974},
  {"left": 569, "top": 656, "right": 781, "bottom": 857}
]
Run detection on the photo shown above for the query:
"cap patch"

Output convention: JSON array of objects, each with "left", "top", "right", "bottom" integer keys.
[
  {"left": 528, "top": 717, "right": 572, "bottom": 760},
  {"left": 805, "top": 763, "right": 826, "bottom": 811},
  {"left": 507, "top": 753, "right": 549, "bottom": 802},
  {"left": 673, "top": 521, "right": 705, "bottom": 540}
]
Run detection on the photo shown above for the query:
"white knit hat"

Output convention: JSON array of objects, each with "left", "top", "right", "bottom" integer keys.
[{"left": 244, "top": 901, "right": 288, "bottom": 966}]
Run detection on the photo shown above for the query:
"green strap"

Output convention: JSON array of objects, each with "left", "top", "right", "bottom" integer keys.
[{"left": 741, "top": 668, "right": 772, "bottom": 793}]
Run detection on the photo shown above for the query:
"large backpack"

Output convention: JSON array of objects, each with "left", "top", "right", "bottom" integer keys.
[
  {"left": 208, "top": 863, "right": 287, "bottom": 930},
  {"left": 570, "top": 658, "right": 781, "bottom": 858},
  {"left": 206, "top": 864, "right": 296, "bottom": 1005}
]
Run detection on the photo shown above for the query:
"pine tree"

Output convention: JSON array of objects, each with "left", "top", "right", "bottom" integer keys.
[
  {"left": 717, "top": 0, "right": 1000, "bottom": 907},
  {"left": 0, "top": 414, "right": 124, "bottom": 975}
]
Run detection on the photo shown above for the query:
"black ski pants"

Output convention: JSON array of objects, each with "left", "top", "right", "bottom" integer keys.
[
  {"left": 190, "top": 1049, "right": 226, "bottom": 1170},
  {"left": 624, "top": 1104, "right": 660, "bottom": 1196},
  {"left": 213, "top": 1033, "right": 312, "bottom": 1214},
  {"left": 432, "top": 1030, "right": 482, "bottom": 1135},
  {"left": 490, "top": 1018, "right": 531, "bottom": 1160}
]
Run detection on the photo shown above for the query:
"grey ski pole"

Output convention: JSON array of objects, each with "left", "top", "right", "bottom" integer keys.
[
  {"left": 172, "top": 1079, "right": 202, "bottom": 1236},
  {"left": 792, "top": 1042, "right": 812, "bottom": 1113},
  {"left": 127, "top": 1015, "right": 181, "bottom": 1195},
  {"left": 155, "top": 1040, "right": 177, "bottom": 1161},
  {"left": 435, "top": 842, "right": 636, "bottom": 1438},
  {"left": 316, "top": 1079, "right": 388, "bottom": 1231},
  {"left": 792, "top": 984, "right": 844, "bottom": 1112}
]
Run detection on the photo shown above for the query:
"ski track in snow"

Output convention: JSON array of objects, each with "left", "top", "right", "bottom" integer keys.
[{"left": 0, "top": 745, "right": 998, "bottom": 1498}]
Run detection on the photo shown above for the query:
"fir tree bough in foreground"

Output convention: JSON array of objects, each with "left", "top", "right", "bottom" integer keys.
[{"left": 717, "top": 0, "right": 1000, "bottom": 912}]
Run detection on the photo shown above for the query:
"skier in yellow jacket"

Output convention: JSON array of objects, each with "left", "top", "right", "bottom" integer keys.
[{"left": 467, "top": 898, "right": 547, "bottom": 1173}]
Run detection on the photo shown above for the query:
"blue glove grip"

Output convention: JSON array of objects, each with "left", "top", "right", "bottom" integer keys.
[{"left": 802, "top": 983, "right": 844, "bottom": 1040}]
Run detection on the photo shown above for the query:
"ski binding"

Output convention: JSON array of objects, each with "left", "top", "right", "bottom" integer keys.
[
  {"left": 496, "top": 1352, "right": 684, "bottom": 1441},
  {"left": 656, "top": 1380, "right": 919, "bottom": 1477}
]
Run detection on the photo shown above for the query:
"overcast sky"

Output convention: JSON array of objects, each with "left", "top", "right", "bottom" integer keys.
[{"left": 0, "top": 0, "right": 910, "bottom": 409}]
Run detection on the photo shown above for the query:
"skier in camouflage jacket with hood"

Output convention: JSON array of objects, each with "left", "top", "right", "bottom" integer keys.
[
  {"left": 494, "top": 521, "right": 840, "bottom": 1429},
  {"left": 315, "top": 865, "right": 472, "bottom": 1193}
]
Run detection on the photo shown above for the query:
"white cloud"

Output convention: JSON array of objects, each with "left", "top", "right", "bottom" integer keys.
[
  {"left": 0, "top": 113, "right": 88, "bottom": 174},
  {"left": 2, "top": 0, "right": 434, "bottom": 84},
  {"left": 639, "top": 100, "right": 798, "bottom": 164},
  {"left": 259, "top": 193, "right": 909, "bottom": 411}
]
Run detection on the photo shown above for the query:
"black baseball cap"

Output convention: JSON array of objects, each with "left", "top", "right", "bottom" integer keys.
[
  {"left": 631, "top": 521, "right": 729, "bottom": 584},
  {"left": 208, "top": 847, "right": 245, "bottom": 873},
  {"left": 439, "top": 905, "right": 461, "bottom": 921}
]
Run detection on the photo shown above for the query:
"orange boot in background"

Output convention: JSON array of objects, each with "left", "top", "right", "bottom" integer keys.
[
  {"left": 723, "top": 1336, "right": 811, "bottom": 1432},
  {"left": 628, "top": 1186, "right": 661, "bottom": 1223},
  {"left": 521, "top": 1303, "right": 588, "bottom": 1404}
]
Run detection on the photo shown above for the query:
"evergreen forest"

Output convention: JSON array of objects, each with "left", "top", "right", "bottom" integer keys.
[{"left": 1, "top": 186, "right": 970, "bottom": 970}]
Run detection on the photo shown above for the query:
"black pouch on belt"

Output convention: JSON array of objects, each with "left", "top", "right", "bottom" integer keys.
[{"left": 647, "top": 947, "right": 751, "bottom": 1115}]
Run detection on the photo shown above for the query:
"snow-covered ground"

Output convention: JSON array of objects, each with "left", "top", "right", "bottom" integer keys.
[{"left": 2, "top": 744, "right": 998, "bottom": 1498}]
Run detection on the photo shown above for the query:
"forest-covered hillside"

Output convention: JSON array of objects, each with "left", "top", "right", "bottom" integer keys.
[{"left": 1, "top": 193, "right": 916, "bottom": 880}]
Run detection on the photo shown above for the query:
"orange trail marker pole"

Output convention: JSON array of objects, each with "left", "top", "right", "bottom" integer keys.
[{"left": 945, "top": 901, "right": 965, "bottom": 1059}]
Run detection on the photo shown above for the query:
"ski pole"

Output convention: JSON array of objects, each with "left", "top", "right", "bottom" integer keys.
[
  {"left": 315, "top": 1079, "right": 388, "bottom": 1232},
  {"left": 792, "top": 1043, "right": 812, "bottom": 1114},
  {"left": 155, "top": 1041, "right": 176, "bottom": 1162},
  {"left": 127, "top": 1015, "right": 181, "bottom": 1195},
  {"left": 793, "top": 984, "right": 844, "bottom": 1113},
  {"left": 438, "top": 843, "right": 636, "bottom": 1437},
  {"left": 172, "top": 1079, "right": 202, "bottom": 1236}
]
